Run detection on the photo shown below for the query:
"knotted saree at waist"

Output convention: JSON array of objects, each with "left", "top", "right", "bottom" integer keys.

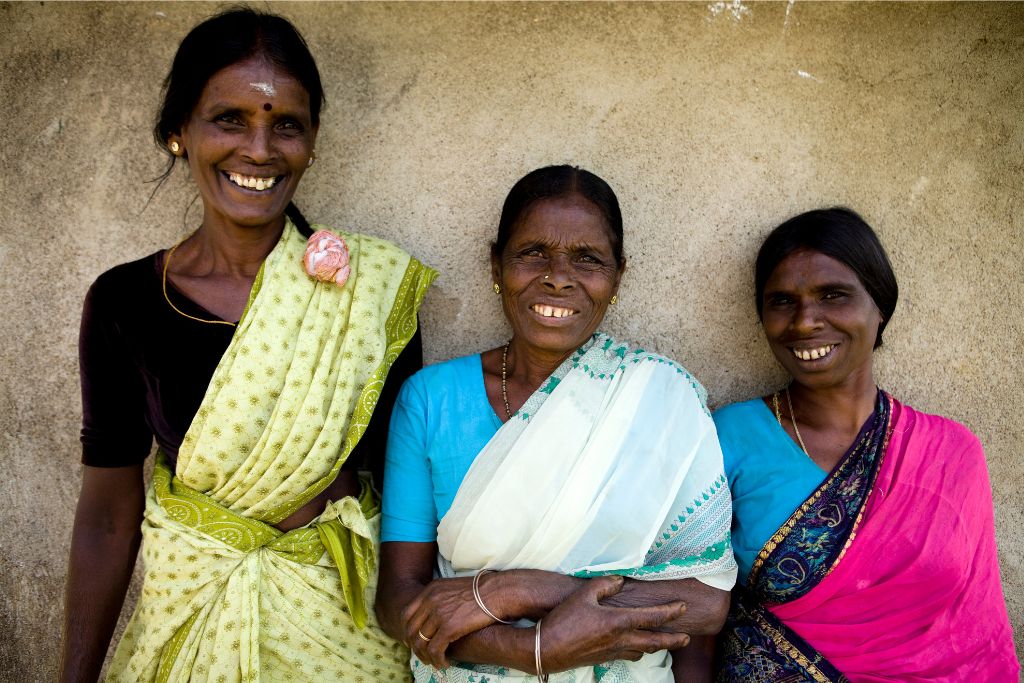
[{"left": 108, "top": 222, "right": 435, "bottom": 682}]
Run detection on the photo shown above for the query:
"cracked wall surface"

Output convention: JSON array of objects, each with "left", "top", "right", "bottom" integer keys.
[{"left": 1, "top": 2, "right": 1021, "bottom": 677}]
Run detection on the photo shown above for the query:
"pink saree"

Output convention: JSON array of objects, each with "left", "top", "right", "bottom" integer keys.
[{"left": 719, "top": 395, "right": 1018, "bottom": 682}]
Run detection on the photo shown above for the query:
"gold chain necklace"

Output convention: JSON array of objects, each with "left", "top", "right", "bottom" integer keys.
[
  {"left": 772, "top": 387, "right": 811, "bottom": 457},
  {"left": 162, "top": 234, "right": 237, "bottom": 327},
  {"left": 501, "top": 341, "right": 512, "bottom": 420}
]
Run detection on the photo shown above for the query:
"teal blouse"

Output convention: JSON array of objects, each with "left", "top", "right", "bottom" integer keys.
[{"left": 713, "top": 398, "right": 827, "bottom": 584}]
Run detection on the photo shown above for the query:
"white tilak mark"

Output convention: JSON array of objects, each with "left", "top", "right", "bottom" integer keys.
[
  {"left": 797, "top": 69, "right": 821, "bottom": 82},
  {"left": 250, "top": 82, "right": 276, "bottom": 97}
]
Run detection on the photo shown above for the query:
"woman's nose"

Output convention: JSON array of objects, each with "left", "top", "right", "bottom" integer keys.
[
  {"left": 543, "top": 257, "right": 575, "bottom": 289},
  {"left": 242, "top": 126, "right": 275, "bottom": 163},
  {"left": 791, "top": 301, "right": 822, "bottom": 333}
]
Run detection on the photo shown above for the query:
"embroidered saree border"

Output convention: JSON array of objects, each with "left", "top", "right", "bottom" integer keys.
[
  {"left": 720, "top": 392, "right": 892, "bottom": 682},
  {"left": 746, "top": 392, "right": 891, "bottom": 597},
  {"left": 717, "top": 592, "right": 849, "bottom": 683}
]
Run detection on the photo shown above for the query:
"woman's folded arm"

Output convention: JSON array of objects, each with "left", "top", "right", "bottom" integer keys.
[{"left": 377, "top": 541, "right": 712, "bottom": 671}]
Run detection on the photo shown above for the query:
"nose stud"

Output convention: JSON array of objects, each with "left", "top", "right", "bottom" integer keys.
[{"left": 543, "top": 274, "right": 550, "bottom": 280}]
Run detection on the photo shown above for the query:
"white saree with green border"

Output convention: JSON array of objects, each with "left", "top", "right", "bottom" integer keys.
[
  {"left": 418, "top": 334, "right": 737, "bottom": 683},
  {"left": 107, "top": 222, "right": 436, "bottom": 683}
]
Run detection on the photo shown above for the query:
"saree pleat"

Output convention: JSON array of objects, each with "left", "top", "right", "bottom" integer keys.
[{"left": 107, "top": 223, "right": 436, "bottom": 682}]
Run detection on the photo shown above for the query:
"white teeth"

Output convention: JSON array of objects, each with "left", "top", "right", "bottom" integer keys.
[
  {"left": 792, "top": 344, "right": 834, "bottom": 361},
  {"left": 228, "top": 172, "right": 277, "bottom": 191},
  {"left": 532, "top": 304, "right": 575, "bottom": 318}
]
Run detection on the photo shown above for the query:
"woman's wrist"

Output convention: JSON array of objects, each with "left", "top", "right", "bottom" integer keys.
[{"left": 487, "top": 569, "right": 584, "bottom": 622}]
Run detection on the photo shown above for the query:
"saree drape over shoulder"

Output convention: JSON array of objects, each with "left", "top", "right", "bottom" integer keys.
[
  {"left": 417, "top": 334, "right": 737, "bottom": 683},
  {"left": 107, "top": 222, "right": 436, "bottom": 683},
  {"left": 716, "top": 393, "right": 1019, "bottom": 683}
]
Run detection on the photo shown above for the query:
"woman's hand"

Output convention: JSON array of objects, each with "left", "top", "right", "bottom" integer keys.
[
  {"left": 539, "top": 576, "right": 692, "bottom": 672},
  {"left": 403, "top": 575, "right": 491, "bottom": 667},
  {"left": 403, "top": 568, "right": 584, "bottom": 668}
]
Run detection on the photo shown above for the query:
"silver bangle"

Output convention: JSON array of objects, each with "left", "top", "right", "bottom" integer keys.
[
  {"left": 472, "top": 569, "right": 514, "bottom": 625},
  {"left": 535, "top": 618, "right": 549, "bottom": 682}
]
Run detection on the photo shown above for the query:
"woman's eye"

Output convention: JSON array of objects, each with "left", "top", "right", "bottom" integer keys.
[
  {"left": 822, "top": 291, "right": 846, "bottom": 300},
  {"left": 215, "top": 114, "right": 243, "bottom": 126},
  {"left": 766, "top": 295, "right": 793, "bottom": 307},
  {"left": 277, "top": 119, "right": 304, "bottom": 132}
]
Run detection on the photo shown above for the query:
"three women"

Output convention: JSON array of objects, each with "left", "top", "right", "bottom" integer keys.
[{"left": 62, "top": 8, "right": 1018, "bottom": 683}]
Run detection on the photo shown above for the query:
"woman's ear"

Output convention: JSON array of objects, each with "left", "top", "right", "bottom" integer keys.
[
  {"left": 490, "top": 251, "right": 502, "bottom": 291},
  {"left": 614, "top": 257, "right": 627, "bottom": 291},
  {"left": 167, "top": 134, "right": 184, "bottom": 157}
]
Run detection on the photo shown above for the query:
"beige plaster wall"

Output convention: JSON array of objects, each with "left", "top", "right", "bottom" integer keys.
[{"left": 1, "top": 1, "right": 1021, "bottom": 678}]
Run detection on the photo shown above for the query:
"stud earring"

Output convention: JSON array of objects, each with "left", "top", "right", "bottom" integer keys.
[
  {"left": 610, "top": 294, "right": 618, "bottom": 305},
  {"left": 493, "top": 283, "right": 501, "bottom": 294},
  {"left": 307, "top": 150, "right": 316, "bottom": 167},
  {"left": 169, "top": 141, "right": 180, "bottom": 154}
]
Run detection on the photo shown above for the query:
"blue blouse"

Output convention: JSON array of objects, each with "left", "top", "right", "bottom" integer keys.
[
  {"left": 713, "top": 398, "right": 827, "bottom": 584},
  {"left": 381, "top": 354, "right": 502, "bottom": 543}
]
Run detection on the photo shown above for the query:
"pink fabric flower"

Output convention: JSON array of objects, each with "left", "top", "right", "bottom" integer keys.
[{"left": 303, "top": 230, "right": 351, "bottom": 287}]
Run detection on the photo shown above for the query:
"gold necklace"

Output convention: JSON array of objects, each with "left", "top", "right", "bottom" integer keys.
[
  {"left": 162, "top": 234, "right": 237, "bottom": 327},
  {"left": 772, "top": 387, "right": 811, "bottom": 457},
  {"left": 501, "top": 341, "right": 512, "bottom": 420}
]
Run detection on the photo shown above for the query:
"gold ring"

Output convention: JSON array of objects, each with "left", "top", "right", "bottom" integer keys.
[{"left": 418, "top": 630, "right": 430, "bottom": 642}]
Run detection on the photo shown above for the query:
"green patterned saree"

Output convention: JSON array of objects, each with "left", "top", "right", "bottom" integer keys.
[{"left": 107, "top": 223, "right": 435, "bottom": 682}]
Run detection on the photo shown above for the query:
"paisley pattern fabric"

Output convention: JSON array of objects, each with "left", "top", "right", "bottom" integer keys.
[
  {"left": 716, "top": 392, "right": 890, "bottom": 683},
  {"left": 106, "top": 221, "right": 436, "bottom": 682},
  {"left": 746, "top": 394, "right": 889, "bottom": 603}
]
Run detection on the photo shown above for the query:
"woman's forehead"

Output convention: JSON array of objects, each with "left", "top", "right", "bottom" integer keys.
[{"left": 197, "top": 58, "right": 309, "bottom": 109}]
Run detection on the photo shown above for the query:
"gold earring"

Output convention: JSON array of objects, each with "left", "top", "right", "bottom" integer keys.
[
  {"left": 169, "top": 141, "right": 180, "bottom": 154},
  {"left": 610, "top": 294, "right": 618, "bottom": 305},
  {"left": 493, "top": 283, "right": 501, "bottom": 294},
  {"left": 307, "top": 150, "right": 316, "bottom": 167}
]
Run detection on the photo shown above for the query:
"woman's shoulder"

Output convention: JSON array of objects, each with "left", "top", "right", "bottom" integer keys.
[
  {"left": 86, "top": 251, "right": 162, "bottom": 307},
  {"left": 317, "top": 226, "right": 409, "bottom": 260},
  {"left": 400, "top": 353, "right": 482, "bottom": 399},
  {"left": 892, "top": 397, "right": 984, "bottom": 461},
  {"left": 713, "top": 397, "right": 771, "bottom": 431},
  {"left": 601, "top": 334, "right": 710, "bottom": 409}
]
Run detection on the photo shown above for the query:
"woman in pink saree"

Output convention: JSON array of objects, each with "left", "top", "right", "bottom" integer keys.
[{"left": 713, "top": 208, "right": 1018, "bottom": 682}]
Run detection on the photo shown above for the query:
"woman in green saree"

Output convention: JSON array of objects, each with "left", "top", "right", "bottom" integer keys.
[{"left": 60, "top": 9, "right": 434, "bottom": 682}]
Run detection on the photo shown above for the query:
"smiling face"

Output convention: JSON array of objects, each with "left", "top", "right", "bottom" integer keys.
[
  {"left": 761, "top": 249, "right": 883, "bottom": 390},
  {"left": 170, "top": 57, "right": 317, "bottom": 234},
  {"left": 492, "top": 194, "right": 623, "bottom": 359}
]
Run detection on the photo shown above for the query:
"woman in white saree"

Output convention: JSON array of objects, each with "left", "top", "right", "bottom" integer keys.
[{"left": 376, "top": 166, "right": 737, "bottom": 682}]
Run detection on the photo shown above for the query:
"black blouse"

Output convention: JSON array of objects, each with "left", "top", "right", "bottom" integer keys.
[{"left": 78, "top": 251, "right": 420, "bottom": 485}]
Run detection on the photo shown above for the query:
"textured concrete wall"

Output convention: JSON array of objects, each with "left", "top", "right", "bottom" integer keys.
[{"left": 2, "top": 2, "right": 1021, "bottom": 678}]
